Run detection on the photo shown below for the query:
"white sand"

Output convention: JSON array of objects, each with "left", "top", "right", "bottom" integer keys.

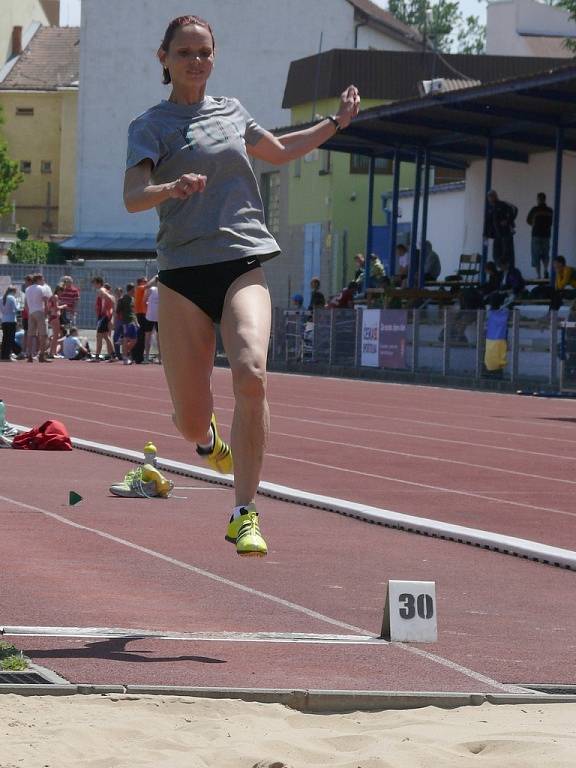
[{"left": 1, "top": 695, "right": 575, "bottom": 767}]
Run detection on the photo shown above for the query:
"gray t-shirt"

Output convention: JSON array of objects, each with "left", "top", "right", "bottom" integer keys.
[{"left": 126, "top": 96, "right": 280, "bottom": 270}]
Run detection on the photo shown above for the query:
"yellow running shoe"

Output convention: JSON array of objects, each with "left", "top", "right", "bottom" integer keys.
[
  {"left": 109, "top": 464, "right": 174, "bottom": 498},
  {"left": 226, "top": 503, "right": 267, "bottom": 557},
  {"left": 196, "top": 413, "right": 233, "bottom": 474}
]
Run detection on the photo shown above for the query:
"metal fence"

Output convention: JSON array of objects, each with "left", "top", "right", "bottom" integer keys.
[
  {"left": 271, "top": 306, "right": 565, "bottom": 387},
  {"left": 0, "top": 260, "right": 155, "bottom": 328}
]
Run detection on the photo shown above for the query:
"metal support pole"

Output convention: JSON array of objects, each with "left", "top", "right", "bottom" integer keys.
[
  {"left": 411, "top": 308, "right": 420, "bottom": 372},
  {"left": 442, "top": 307, "right": 450, "bottom": 376},
  {"left": 481, "top": 135, "right": 494, "bottom": 284},
  {"left": 549, "top": 310, "right": 559, "bottom": 386},
  {"left": 364, "top": 156, "right": 376, "bottom": 294},
  {"left": 328, "top": 309, "right": 336, "bottom": 367},
  {"left": 510, "top": 309, "right": 520, "bottom": 386},
  {"left": 408, "top": 150, "right": 423, "bottom": 289},
  {"left": 389, "top": 149, "right": 401, "bottom": 277},
  {"left": 419, "top": 149, "right": 431, "bottom": 288},
  {"left": 550, "top": 125, "right": 564, "bottom": 286},
  {"left": 475, "top": 309, "right": 485, "bottom": 381}
]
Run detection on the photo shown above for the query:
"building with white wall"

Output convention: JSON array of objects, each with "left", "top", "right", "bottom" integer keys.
[
  {"left": 487, "top": 0, "right": 576, "bottom": 57},
  {"left": 73, "top": 0, "right": 421, "bottom": 251}
]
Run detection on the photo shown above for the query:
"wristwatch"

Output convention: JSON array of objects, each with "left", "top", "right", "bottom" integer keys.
[{"left": 327, "top": 115, "right": 341, "bottom": 131}]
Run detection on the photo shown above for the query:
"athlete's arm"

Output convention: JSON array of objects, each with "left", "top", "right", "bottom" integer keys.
[
  {"left": 123, "top": 159, "right": 207, "bottom": 213},
  {"left": 248, "top": 85, "right": 360, "bottom": 166}
]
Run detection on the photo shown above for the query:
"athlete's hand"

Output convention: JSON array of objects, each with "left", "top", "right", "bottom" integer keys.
[
  {"left": 167, "top": 173, "right": 207, "bottom": 199},
  {"left": 336, "top": 85, "right": 360, "bottom": 130}
]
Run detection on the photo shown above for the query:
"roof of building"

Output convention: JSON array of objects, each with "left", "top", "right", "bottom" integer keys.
[
  {"left": 347, "top": 0, "right": 423, "bottom": 47},
  {"left": 0, "top": 26, "right": 80, "bottom": 91},
  {"left": 318, "top": 61, "right": 576, "bottom": 167},
  {"left": 282, "top": 48, "right": 570, "bottom": 108}
]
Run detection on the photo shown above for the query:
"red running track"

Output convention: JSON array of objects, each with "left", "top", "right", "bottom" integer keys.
[{"left": 0, "top": 361, "right": 575, "bottom": 691}]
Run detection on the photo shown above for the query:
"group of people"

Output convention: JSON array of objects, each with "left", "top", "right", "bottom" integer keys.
[
  {"left": 0, "top": 271, "right": 161, "bottom": 364},
  {"left": 89, "top": 275, "right": 160, "bottom": 365},
  {"left": 0, "top": 273, "right": 81, "bottom": 363},
  {"left": 484, "top": 190, "right": 555, "bottom": 279}
]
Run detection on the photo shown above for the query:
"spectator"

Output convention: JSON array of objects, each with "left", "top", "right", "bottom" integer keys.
[
  {"left": 369, "top": 253, "right": 386, "bottom": 287},
  {"left": 526, "top": 193, "right": 553, "bottom": 279},
  {"left": 59, "top": 275, "right": 80, "bottom": 326},
  {"left": 24, "top": 273, "right": 51, "bottom": 363},
  {"left": 90, "top": 276, "right": 115, "bottom": 361},
  {"left": 550, "top": 255, "right": 576, "bottom": 310},
  {"left": 1, "top": 285, "right": 18, "bottom": 361},
  {"left": 116, "top": 282, "right": 139, "bottom": 365},
  {"left": 423, "top": 241, "right": 441, "bottom": 281},
  {"left": 480, "top": 261, "right": 503, "bottom": 297},
  {"left": 308, "top": 277, "right": 325, "bottom": 312},
  {"left": 60, "top": 327, "right": 91, "bottom": 360},
  {"left": 328, "top": 281, "right": 357, "bottom": 309},
  {"left": 483, "top": 190, "right": 517, "bottom": 268},
  {"left": 394, "top": 244, "right": 409, "bottom": 286},
  {"left": 131, "top": 276, "right": 148, "bottom": 363},
  {"left": 19, "top": 275, "right": 33, "bottom": 359},
  {"left": 353, "top": 253, "right": 365, "bottom": 285},
  {"left": 46, "top": 285, "right": 67, "bottom": 358},
  {"left": 291, "top": 293, "right": 304, "bottom": 310},
  {"left": 144, "top": 275, "right": 160, "bottom": 363},
  {"left": 485, "top": 257, "right": 525, "bottom": 307}
]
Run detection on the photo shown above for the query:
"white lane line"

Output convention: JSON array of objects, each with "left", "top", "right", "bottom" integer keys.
[
  {"left": 1, "top": 626, "right": 385, "bottom": 645},
  {"left": 6, "top": 406, "right": 575, "bottom": 520},
  {"left": 0, "top": 492, "right": 526, "bottom": 694},
  {"left": 6, "top": 372, "right": 576, "bottom": 444}
]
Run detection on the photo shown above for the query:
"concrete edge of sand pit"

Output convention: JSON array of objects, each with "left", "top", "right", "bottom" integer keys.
[{"left": 1, "top": 685, "right": 576, "bottom": 712}]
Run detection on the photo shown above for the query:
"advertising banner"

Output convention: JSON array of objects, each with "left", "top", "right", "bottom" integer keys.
[
  {"left": 361, "top": 309, "right": 380, "bottom": 367},
  {"left": 379, "top": 310, "right": 408, "bottom": 369}
]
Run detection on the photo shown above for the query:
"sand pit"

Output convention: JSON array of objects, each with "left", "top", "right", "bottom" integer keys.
[{"left": 1, "top": 694, "right": 575, "bottom": 767}]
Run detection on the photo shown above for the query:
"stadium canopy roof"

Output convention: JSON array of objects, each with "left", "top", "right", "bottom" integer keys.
[{"left": 320, "top": 62, "right": 576, "bottom": 166}]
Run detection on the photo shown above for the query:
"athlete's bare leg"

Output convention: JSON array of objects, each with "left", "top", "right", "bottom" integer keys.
[{"left": 220, "top": 267, "right": 271, "bottom": 507}]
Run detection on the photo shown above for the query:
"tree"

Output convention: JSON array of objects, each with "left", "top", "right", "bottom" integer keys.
[
  {"left": 0, "top": 106, "right": 23, "bottom": 216},
  {"left": 557, "top": 0, "right": 576, "bottom": 51},
  {"left": 388, "top": 0, "right": 486, "bottom": 54}
]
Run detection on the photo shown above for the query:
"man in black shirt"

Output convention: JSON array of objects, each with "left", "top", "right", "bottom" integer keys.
[
  {"left": 526, "top": 192, "right": 553, "bottom": 279},
  {"left": 308, "top": 277, "right": 326, "bottom": 313},
  {"left": 483, "top": 190, "right": 518, "bottom": 269}
]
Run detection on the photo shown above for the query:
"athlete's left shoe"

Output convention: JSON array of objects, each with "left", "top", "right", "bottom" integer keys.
[
  {"left": 196, "top": 413, "right": 233, "bottom": 474},
  {"left": 225, "top": 503, "right": 268, "bottom": 557},
  {"left": 109, "top": 464, "right": 174, "bottom": 498}
]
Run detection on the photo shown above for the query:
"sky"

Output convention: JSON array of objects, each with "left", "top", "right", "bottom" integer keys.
[{"left": 60, "top": 0, "right": 81, "bottom": 26}]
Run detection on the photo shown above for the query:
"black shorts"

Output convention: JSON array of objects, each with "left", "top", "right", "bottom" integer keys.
[
  {"left": 158, "top": 256, "right": 263, "bottom": 323},
  {"left": 96, "top": 316, "right": 110, "bottom": 333}
]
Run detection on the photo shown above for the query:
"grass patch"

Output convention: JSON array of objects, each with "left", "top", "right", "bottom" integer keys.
[{"left": 0, "top": 640, "right": 29, "bottom": 670}]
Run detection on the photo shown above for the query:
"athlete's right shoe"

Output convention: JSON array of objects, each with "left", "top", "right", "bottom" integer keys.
[
  {"left": 225, "top": 504, "right": 268, "bottom": 557},
  {"left": 109, "top": 464, "right": 174, "bottom": 498},
  {"left": 196, "top": 414, "right": 233, "bottom": 474}
]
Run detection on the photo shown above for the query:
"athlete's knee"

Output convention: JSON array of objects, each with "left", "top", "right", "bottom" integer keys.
[
  {"left": 172, "top": 410, "right": 211, "bottom": 444},
  {"left": 232, "top": 360, "right": 267, "bottom": 403}
]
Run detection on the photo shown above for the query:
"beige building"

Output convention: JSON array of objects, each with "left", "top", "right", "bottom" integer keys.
[{"left": 0, "top": 25, "right": 79, "bottom": 236}]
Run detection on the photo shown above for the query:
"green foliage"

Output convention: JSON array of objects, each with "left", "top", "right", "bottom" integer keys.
[
  {"left": 388, "top": 0, "right": 486, "bottom": 53},
  {"left": 557, "top": 0, "right": 576, "bottom": 50},
  {"left": 47, "top": 241, "right": 65, "bottom": 264},
  {"left": 0, "top": 641, "right": 18, "bottom": 659},
  {"left": 16, "top": 225, "right": 29, "bottom": 241},
  {"left": 0, "top": 107, "right": 23, "bottom": 216},
  {"left": 8, "top": 239, "right": 50, "bottom": 264},
  {"left": 1, "top": 654, "right": 28, "bottom": 671}
]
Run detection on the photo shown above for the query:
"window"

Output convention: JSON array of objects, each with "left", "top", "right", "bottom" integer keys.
[
  {"left": 16, "top": 107, "right": 34, "bottom": 116},
  {"left": 260, "top": 171, "right": 280, "bottom": 236},
  {"left": 20, "top": 160, "right": 31, "bottom": 174},
  {"left": 41, "top": 161, "right": 52, "bottom": 174},
  {"left": 433, "top": 166, "right": 465, "bottom": 185},
  {"left": 350, "top": 155, "right": 393, "bottom": 175},
  {"left": 319, "top": 150, "right": 331, "bottom": 175}
]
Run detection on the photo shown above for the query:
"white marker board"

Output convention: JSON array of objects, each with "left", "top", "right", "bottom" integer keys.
[{"left": 381, "top": 580, "right": 438, "bottom": 643}]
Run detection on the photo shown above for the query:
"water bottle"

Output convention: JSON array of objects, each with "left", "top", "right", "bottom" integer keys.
[
  {"left": 0, "top": 400, "right": 6, "bottom": 433},
  {"left": 143, "top": 441, "right": 158, "bottom": 467}
]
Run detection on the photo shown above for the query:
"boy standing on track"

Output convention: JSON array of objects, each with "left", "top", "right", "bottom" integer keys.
[
  {"left": 90, "top": 277, "right": 115, "bottom": 361},
  {"left": 116, "top": 283, "right": 139, "bottom": 365}
]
